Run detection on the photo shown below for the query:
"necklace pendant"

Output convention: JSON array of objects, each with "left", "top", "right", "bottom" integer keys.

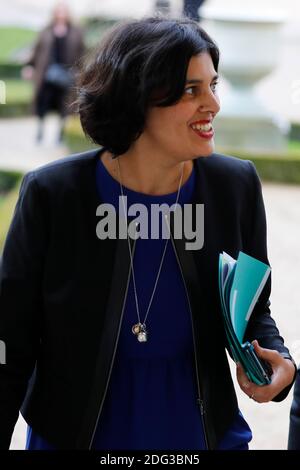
[
  {"left": 132, "top": 323, "right": 147, "bottom": 342},
  {"left": 137, "top": 329, "right": 147, "bottom": 342},
  {"left": 132, "top": 323, "right": 142, "bottom": 335}
]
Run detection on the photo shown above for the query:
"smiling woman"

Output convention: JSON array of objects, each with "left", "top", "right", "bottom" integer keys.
[
  {"left": 0, "top": 16, "right": 296, "bottom": 452},
  {"left": 76, "top": 17, "right": 220, "bottom": 159}
]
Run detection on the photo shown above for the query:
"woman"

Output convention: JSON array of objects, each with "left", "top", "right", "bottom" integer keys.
[
  {"left": 21, "top": 2, "right": 85, "bottom": 143},
  {"left": 0, "top": 17, "right": 296, "bottom": 450},
  {"left": 183, "top": 0, "right": 206, "bottom": 22}
]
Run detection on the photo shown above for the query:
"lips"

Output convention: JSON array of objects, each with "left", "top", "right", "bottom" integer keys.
[{"left": 190, "top": 120, "right": 214, "bottom": 140}]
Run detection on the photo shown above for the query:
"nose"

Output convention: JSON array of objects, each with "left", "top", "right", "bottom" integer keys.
[{"left": 197, "top": 89, "right": 220, "bottom": 116}]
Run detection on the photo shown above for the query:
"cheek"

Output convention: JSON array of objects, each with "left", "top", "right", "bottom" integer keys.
[
  {"left": 173, "top": 103, "right": 196, "bottom": 127},
  {"left": 146, "top": 111, "right": 176, "bottom": 137},
  {"left": 146, "top": 104, "right": 193, "bottom": 139}
]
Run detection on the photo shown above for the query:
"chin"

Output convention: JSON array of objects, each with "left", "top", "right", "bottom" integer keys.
[{"left": 195, "top": 143, "right": 215, "bottom": 158}]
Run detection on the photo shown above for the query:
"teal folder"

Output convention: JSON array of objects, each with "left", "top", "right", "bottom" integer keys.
[{"left": 218, "top": 251, "right": 272, "bottom": 385}]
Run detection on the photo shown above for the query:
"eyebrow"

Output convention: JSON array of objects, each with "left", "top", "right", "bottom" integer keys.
[{"left": 185, "top": 74, "right": 219, "bottom": 84}]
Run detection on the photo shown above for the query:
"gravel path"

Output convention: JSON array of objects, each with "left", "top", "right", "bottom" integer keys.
[{"left": 0, "top": 116, "right": 69, "bottom": 173}]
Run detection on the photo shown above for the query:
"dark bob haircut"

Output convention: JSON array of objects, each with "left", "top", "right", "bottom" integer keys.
[{"left": 76, "top": 16, "right": 219, "bottom": 156}]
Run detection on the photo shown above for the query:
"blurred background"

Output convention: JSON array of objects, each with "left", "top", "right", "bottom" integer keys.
[{"left": 0, "top": 0, "right": 300, "bottom": 450}]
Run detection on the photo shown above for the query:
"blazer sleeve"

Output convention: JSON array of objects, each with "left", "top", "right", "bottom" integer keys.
[
  {"left": 0, "top": 172, "right": 46, "bottom": 449},
  {"left": 288, "top": 366, "right": 300, "bottom": 449},
  {"left": 243, "top": 160, "right": 296, "bottom": 401},
  {"left": 25, "top": 32, "right": 44, "bottom": 68}
]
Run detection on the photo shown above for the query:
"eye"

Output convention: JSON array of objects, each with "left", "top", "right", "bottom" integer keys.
[
  {"left": 211, "top": 81, "right": 219, "bottom": 93},
  {"left": 184, "top": 86, "right": 197, "bottom": 96}
]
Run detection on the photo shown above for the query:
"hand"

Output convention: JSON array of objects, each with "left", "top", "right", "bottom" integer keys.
[
  {"left": 21, "top": 65, "right": 34, "bottom": 80},
  {"left": 236, "top": 340, "right": 295, "bottom": 403}
]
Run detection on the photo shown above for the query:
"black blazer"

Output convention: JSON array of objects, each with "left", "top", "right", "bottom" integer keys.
[
  {"left": 288, "top": 367, "right": 300, "bottom": 449},
  {"left": 0, "top": 148, "right": 295, "bottom": 449}
]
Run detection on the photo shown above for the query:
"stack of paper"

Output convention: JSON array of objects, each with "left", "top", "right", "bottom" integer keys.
[{"left": 218, "top": 251, "right": 272, "bottom": 386}]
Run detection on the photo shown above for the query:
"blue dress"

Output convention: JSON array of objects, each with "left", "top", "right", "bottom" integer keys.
[{"left": 26, "top": 157, "right": 252, "bottom": 450}]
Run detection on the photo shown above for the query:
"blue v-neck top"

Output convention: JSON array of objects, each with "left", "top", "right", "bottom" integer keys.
[{"left": 26, "top": 157, "right": 252, "bottom": 450}]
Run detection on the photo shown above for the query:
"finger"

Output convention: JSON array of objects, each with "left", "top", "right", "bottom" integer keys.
[
  {"left": 236, "top": 363, "right": 267, "bottom": 401},
  {"left": 251, "top": 340, "right": 281, "bottom": 364},
  {"left": 236, "top": 363, "right": 253, "bottom": 394},
  {"left": 236, "top": 362, "right": 275, "bottom": 402},
  {"left": 236, "top": 362, "right": 248, "bottom": 382}
]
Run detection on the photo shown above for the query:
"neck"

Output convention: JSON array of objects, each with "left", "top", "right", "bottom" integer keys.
[
  {"left": 102, "top": 146, "right": 193, "bottom": 196},
  {"left": 54, "top": 21, "right": 68, "bottom": 30}
]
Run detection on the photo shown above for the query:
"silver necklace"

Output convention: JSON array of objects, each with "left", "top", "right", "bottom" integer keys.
[{"left": 117, "top": 157, "right": 185, "bottom": 343}]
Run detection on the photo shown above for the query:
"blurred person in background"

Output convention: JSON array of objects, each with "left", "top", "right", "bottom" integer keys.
[
  {"left": 288, "top": 366, "right": 300, "bottom": 449},
  {"left": 21, "top": 2, "right": 85, "bottom": 144},
  {"left": 154, "top": 0, "right": 171, "bottom": 15},
  {"left": 183, "top": 0, "right": 207, "bottom": 22},
  {"left": 0, "top": 16, "right": 297, "bottom": 451}
]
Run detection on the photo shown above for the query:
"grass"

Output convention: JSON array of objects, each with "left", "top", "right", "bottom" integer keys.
[
  {"left": 0, "top": 184, "right": 20, "bottom": 252},
  {"left": 4, "top": 78, "right": 33, "bottom": 104},
  {"left": 0, "top": 79, "right": 33, "bottom": 117},
  {"left": 0, "top": 27, "right": 37, "bottom": 62},
  {"left": 0, "top": 170, "right": 23, "bottom": 252},
  {"left": 287, "top": 140, "right": 300, "bottom": 157}
]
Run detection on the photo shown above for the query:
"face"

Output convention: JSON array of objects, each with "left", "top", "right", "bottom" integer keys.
[
  {"left": 53, "top": 3, "right": 70, "bottom": 23},
  {"left": 142, "top": 53, "right": 220, "bottom": 161}
]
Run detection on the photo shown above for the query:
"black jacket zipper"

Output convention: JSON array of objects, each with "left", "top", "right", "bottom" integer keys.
[
  {"left": 168, "top": 222, "right": 210, "bottom": 450},
  {"left": 88, "top": 224, "right": 210, "bottom": 449},
  {"left": 88, "top": 237, "right": 137, "bottom": 449}
]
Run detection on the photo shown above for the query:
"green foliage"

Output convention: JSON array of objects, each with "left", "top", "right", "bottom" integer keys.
[
  {"left": 64, "top": 116, "right": 300, "bottom": 184},
  {"left": 83, "top": 17, "right": 116, "bottom": 48},
  {"left": 289, "top": 123, "right": 300, "bottom": 142},
  {"left": 64, "top": 115, "right": 98, "bottom": 153},
  {"left": 0, "top": 27, "right": 37, "bottom": 62},
  {"left": 0, "top": 170, "right": 22, "bottom": 195},
  {"left": 0, "top": 79, "right": 33, "bottom": 117},
  {"left": 0, "top": 170, "right": 23, "bottom": 252},
  {"left": 0, "top": 182, "right": 21, "bottom": 253},
  {"left": 0, "top": 26, "right": 36, "bottom": 117},
  {"left": 5, "top": 79, "right": 33, "bottom": 103},
  {"left": 250, "top": 157, "right": 300, "bottom": 184},
  {"left": 287, "top": 140, "right": 300, "bottom": 156},
  {"left": 0, "top": 63, "right": 22, "bottom": 78},
  {"left": 220, "top": 148, "right": 300, "bottom": 184}
]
